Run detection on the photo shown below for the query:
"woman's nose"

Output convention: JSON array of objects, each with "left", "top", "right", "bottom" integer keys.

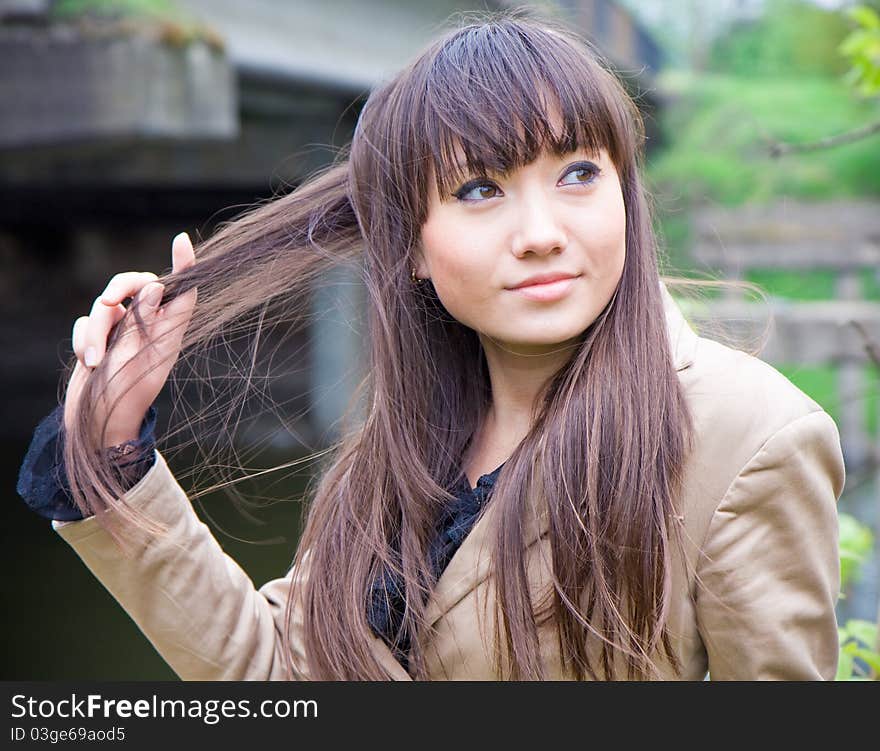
[{"left": 510, "top": 194, "right": 567, "bottom": 257}]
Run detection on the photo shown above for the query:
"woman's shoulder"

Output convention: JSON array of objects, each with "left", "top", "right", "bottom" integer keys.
[
  {"left": 688, "top": 333, "right": 825, "bottom": 417},
  {"left": 675, "top": 333, "right": 845, "bottom": 574},
  {"left": 661, "top": 282, "right": 839, "bottom": 493},
  {"left": 662, "top": 284, "right": 828, "bottom": 441},
  {"left": 681, "top": 333, "right": 839, "bottom": 478}
]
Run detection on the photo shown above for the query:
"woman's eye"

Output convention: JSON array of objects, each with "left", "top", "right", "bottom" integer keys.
[
  {"left": 452, "top": 162, "right": 601, "bottom": 202},
  {"left": 453, "top": 181, "right": 501, "bottom": 202},
  {"left": 559, "top": 162, "right": 601, "bottom": 186}
]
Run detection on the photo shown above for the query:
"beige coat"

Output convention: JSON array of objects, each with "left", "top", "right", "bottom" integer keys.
[{"left": 53, "top": 282, "right": 846, "bottom": 680}]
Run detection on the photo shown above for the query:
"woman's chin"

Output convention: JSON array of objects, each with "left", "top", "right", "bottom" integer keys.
[{"left": 480, "top": 329, "right": 587, "bottom": 355}]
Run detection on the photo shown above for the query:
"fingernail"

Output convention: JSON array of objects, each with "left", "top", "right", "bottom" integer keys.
[
  {"left": 144, "top": 285, "right": 163, "bottom": 306},
  {"left": 85, "top": 347, "right": 98, "bottom": 368}
]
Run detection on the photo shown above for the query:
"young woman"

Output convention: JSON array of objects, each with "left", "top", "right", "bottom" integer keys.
[{"left": 18, "top": 14, "right": 845, "bottom": 681}]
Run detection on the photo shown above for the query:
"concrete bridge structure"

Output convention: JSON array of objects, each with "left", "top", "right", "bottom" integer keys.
[{"left": 0, "top": 0, "right": 664, "bottom": 447}]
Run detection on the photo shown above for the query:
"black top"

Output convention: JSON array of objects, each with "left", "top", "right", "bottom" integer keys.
[
  {"left": 16, "top": 405, "right": 504, "bottom": 672},
  {"left": 365, "top": 461, "right": 504, "bottom": 670}
]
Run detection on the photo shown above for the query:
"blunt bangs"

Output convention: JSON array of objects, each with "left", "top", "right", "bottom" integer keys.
[{"left": 419, "top": 21, "right": 629, "bottom": 198}]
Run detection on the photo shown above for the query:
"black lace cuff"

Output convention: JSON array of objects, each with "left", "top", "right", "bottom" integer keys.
[{"left": 16, "top": 404, "right": 158, "bottom": 522}]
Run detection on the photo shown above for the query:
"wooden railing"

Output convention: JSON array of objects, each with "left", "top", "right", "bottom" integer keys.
[{"left": 689, "top": 201, "right": 880, "bottom": 474}]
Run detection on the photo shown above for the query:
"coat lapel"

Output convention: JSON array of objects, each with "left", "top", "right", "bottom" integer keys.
[
  {"left": 659, "top": 280, "right": 700, "bottom": 373},
  {"left": 422, "top": 280, "right": 699, "bottom": 631},
  {"left": 370, "top": 635, "right": 415, "bottom": 680}
]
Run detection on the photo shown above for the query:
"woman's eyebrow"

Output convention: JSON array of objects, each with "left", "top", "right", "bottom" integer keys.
[{"left": 450, "top": 152, "right": 601, "bottom": 180}]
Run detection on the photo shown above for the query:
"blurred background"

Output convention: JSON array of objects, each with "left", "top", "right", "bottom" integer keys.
[{"left": 2, "top": 0, "right": 879, "bottom": 679}]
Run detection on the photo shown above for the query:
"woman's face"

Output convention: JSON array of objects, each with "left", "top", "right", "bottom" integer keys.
[{"left": 417, "top": 146, "right": 627, "bottom": 356}]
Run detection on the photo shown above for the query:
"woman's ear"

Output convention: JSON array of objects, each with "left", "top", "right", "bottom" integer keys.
[{"left": 412, "top": 246, "right": 430, "bottom": 280}]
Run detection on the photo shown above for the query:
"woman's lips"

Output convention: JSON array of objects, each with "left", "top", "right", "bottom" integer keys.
[{"left": 508, "top": 276, "right": 579, "bottom": 302}]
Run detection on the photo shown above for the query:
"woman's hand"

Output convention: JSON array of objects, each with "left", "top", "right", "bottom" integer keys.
[{"left": 63, "top": 232, "right": 197, "bottom": 447}]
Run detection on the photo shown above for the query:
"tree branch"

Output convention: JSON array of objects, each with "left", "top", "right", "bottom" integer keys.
[{"left": 765, "top": 118, "right": 880, "bottom": 158}]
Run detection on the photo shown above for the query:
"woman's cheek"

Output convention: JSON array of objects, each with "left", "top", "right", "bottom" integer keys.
[
  {"left": 598, "top": 227, "right": 626, "bottom": 279},
  {"left": 431, "top": 273, "right": 478, "bottom": 328},
  {"left": 580, "top": 205, "right": 626, "bottom": 278},
  {"left": 432, "top": 259, "right": 496, "bottom": 329}
]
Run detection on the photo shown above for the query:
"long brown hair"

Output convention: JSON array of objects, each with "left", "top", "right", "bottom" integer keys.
[{"left": 64, "top": 12, "right": 705, "bottom": 680}]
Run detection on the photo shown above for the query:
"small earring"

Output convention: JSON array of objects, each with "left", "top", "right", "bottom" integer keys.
[{"left": 410, "top": 266, "right": 420, "bottom": 283}]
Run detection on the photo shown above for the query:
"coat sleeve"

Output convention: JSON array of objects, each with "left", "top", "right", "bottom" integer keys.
[
  {"left": 694, "top": 409, "right": 846, "bottom": 680},
  {"left": 51, "top": 450, "right": 310, "bottom": 681}
]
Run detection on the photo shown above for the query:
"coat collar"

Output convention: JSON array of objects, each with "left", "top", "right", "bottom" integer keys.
[
  {"left": 391, "top": 280, "right": 699, "bottom": 674},
  {"left": 659, "top": 279, "right": 699, "bottom": 373},
  {"left": 371, "top": 636, "right": 415, "bottom": 680}
]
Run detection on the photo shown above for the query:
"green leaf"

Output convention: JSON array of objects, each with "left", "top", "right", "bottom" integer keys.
[
  {"left": 839, "top": 30, "right": 871, "bottom": 56},
  {"left": 844, "top": 619, "right": 878, "bottom": 647},
  {"left": 840, "top": 550, "right": 864, "bottom": 562},
  {"left": 842, "top": 67, "right": 863, "bottom": 87},
  {"left": 850, "top": 647, "right": 880, "bottom": 674},
  {"left": 836, "top": 650, "right": 855, "bottom": 680},
  {"left": 839, "top": 513, "right": 874, "bottom": 552},
  {"left": 848, "top": 5, "right": 880, "bottom": 31},
  {"left": 839, "top": 513, "right": 874, "bottom": 589}
]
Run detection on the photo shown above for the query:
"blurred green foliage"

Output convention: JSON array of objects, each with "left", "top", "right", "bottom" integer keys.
[
  {"left": 647, "top": 73, "right": 880, "bottom": 208},
  {"left": 51, "top": 0, "right": 180, "bottom": 20},
  {"left": 49, "top": 0, "right": 223, "bottom": 48},
  {"left": 839, "top": 4, "right": 880, "bottom": 96},
  {"left": 745, "top": 269, "right": 837, "bottom": 300},
  {"left": 837, "top": 512, "right": 878, "bottom": 680},
  {"left": 837, "top": 618, "right": 880, "bottom": 679},
  {"left": 840, "top": 511, "right": 875, "bottom": 593},
  {"left": 708, "top": 0, "right": 853, "bottom": 77},
  {"left": 650, "top": 0, "right": 880, "bottom": 445}
]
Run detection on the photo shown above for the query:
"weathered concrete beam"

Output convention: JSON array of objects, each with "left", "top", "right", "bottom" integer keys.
[{"left": 0, "top": 23, "right": 237, "bottom": 147}]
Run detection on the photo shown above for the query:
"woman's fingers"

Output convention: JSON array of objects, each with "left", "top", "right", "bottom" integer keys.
[
  {"left": 75, "top": 233, "right": 194, "bottom": 370},
  {"left": 99, "top": 271, "right": 159, "bottom": 306},
  {"left": 171, "top": 232, "right": 195, "bottom": 273},
  {"left": 71, "top": 316, "right": 89, "bottom": 364},
  {"left": 64, "top": 233, "right": 195, "bottom": 440},
  {"left": 161, "top": 232, "right": 198, "bottom": 337},
  {"left": 83, "top": 295, "right": 134, "bottom": 368}
]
